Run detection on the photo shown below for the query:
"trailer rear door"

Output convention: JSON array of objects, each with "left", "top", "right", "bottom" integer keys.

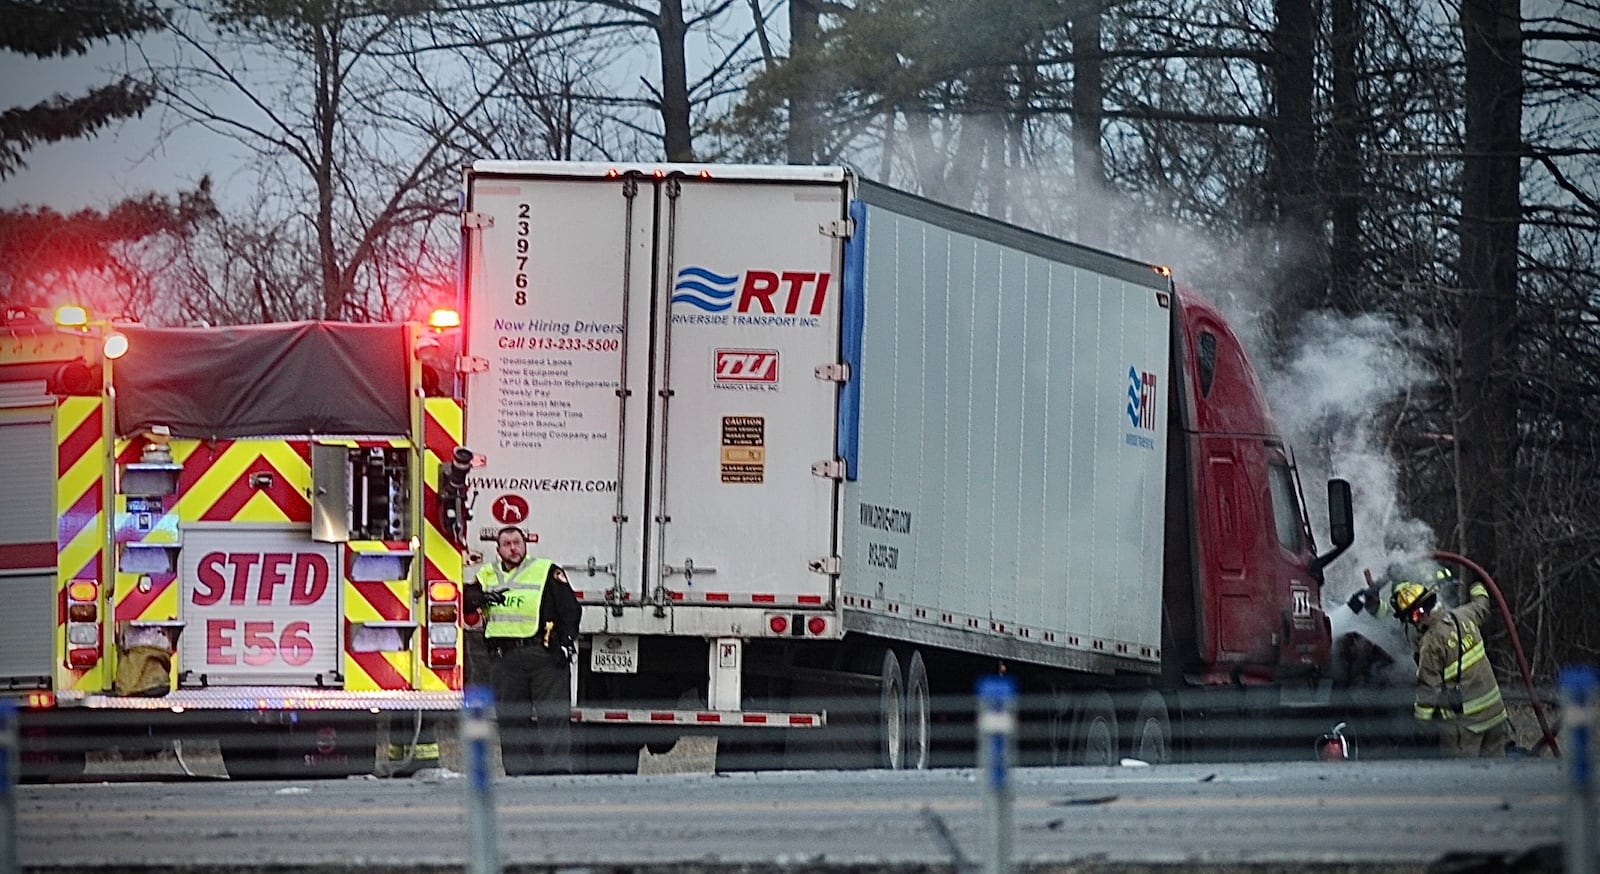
[
  {"left": 461, "top": 164, "right": 846, "bottom": 612},
  {"left": 645, "top": 174, "right": 846, "bottom": 607}
]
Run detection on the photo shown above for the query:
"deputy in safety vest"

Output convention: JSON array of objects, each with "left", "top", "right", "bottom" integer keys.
[
  {"left": 465, "top": 525, "right": 582, "bottom": 775},
  {"left": 1390, "top": 567, "right": 1512, "bottom": 757}
]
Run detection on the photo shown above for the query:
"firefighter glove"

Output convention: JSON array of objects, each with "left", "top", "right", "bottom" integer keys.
[
  {"left": 1347, "top": 586, "right": 1380, "bottom": 616},
  {"left": 485, "top": 587, "right": 508, "bottom": 606}
]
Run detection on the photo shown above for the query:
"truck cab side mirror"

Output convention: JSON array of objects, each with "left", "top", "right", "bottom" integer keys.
[{"left": 1311, "top": 478, "right": 1354, "bottom": 577}]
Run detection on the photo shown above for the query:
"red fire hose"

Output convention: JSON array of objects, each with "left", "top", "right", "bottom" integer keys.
[{"left": 1429, "top": 550, "right": 1561, "bottom": 756}]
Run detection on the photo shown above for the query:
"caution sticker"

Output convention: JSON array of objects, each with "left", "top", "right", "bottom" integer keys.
[{"left": 720, "top": 415, "right": 765, "bottom": 483}]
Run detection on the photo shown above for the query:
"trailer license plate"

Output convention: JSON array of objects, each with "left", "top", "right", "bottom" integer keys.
[{"left": 590, "top": 635, "right": 638, "bottom": 673}]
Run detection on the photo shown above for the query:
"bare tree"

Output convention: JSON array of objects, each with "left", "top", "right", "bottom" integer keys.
[{"left": 155, "top": 1, "right": 502, "bottom": 321}]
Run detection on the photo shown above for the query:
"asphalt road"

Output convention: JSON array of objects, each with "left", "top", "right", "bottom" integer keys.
[{"left": 13, "top": 756, "right": 1567, "bottom": 873}]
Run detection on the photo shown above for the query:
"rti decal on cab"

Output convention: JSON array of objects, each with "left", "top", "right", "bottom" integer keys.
[
  {"left": 671, "top": 266, "right": 829, "bottom": 327},
  {"left": 1124, "top": 365, "right": 1158, "bottom": 450}
]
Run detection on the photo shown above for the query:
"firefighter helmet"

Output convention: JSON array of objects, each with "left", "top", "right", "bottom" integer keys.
[{"left": 1390, "top": 581, "right": 1438, "bottom": 624}]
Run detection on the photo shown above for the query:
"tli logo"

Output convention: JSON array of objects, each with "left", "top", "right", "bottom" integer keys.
[
  {"left": 1126, "top": 366, "right": 1158, "bottom": 431},
  {"left": 673, "top": 266, "right": 830, "bottom": 315},
  {"left": 714, "top": 349, "right": 779, "bottom": 384}
]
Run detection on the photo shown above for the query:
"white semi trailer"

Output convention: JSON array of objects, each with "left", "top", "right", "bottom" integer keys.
[{"left": 454, "top": 162, "right": 1353, "bottom": 769}]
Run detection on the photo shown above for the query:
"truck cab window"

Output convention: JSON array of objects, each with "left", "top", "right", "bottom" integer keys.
[
  {"left": 1267, "top": 461, "right": 1304, "bottom": 552},
  {"left": 1197, "top": 332, "right": 1217, "bottom": 397}
]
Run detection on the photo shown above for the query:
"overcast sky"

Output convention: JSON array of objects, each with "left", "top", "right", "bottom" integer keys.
[{"left": 0, "top": 38, "right": 239, "bottom": 211}]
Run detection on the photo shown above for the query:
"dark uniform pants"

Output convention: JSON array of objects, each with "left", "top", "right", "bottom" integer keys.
[{"left": 489, "top": 640, "right": 572, "bottom": 775}]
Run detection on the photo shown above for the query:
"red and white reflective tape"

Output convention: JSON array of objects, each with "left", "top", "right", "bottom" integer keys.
[
  {"left": 576, "top": 591, "right": 827, "bottom": 607},
  {"left": 570, "top": 707, "right": 826, "bottom": 728}
]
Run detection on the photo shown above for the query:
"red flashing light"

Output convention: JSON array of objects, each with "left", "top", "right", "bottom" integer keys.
[
  {"left": 806, "top": 616, "right": 827, "bottom": 636},
  {"left": 24, "top": 692, "right": 55, "bottom": 709},
  {"left": 54, "top": 305, "right": 89, "bottom": 327},
  {"left": 427, "top": 309, "right": 461, "bottom": 330},
  {"left": 698, "top": 169, "right": 712, "bottom": 179},
  {"left": 103, "top": 332, "right": 129, "bottom": 360},
  {"left": 768, "top": 615, "right": 788, "bottom": 635}
]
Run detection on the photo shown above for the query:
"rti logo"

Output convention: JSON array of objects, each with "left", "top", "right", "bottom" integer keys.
[
  {"left": 672, "top": 266, "right": 830, "bottom": 316},
  {"left": 714, "top": 349, "right": 779, "bottom": 387},
  {"left": 1126, "top": 366, "right": 1158, "bottom": 431}
]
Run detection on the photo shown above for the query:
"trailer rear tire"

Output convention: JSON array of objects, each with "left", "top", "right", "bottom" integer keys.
[
  {"left": 903, "top": 650, "right": 930, "bottom": 770},
  {"left": 1128, "top": 690, "right": 1171, "bottom": 764},
  {"left": 1072, "top": 691, "right": 1118, "bottom": 766},
  {"left": 876, "top": 647, "right": 905, "bottom": 769}
]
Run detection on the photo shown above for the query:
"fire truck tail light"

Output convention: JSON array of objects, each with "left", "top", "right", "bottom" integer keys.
[
  {"left": 66, "top": 647, "right": 99, "bottom": 668},
  {"left": 24, "top": 692, "right": 55, "bottom": 709},
  {"left": 427, "top": 581, "right": 459, "bottom": 623},
  {"left": 429, "top": 647, "right": 457, "bottom": 668},
  {"left": 67, "top": 602, "right": 97, "bottom": 623},
  {"left": 67, "top": 581, "right": 98, "bottom": 602},
  {"left": 806, "top": 616, "right": 828, "bottom": 636},
  {"left": 428, "top": 624, "right": 459, "bottom": 647},
  {"left": 67, "top": 624, "right": 99, "bottom": 646}
]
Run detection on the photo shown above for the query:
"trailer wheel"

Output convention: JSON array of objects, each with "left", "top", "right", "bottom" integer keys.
[
  {"left": 1072, "top": 691, "right": 1118, "bottom": 766},
  {"left": 903, "top": 650, "right": 930, "bottom": 770},
  {"left": 876, "top": 647, "right": 905, "bottom": 769},
  {"left": 1128, "top": 690, "right": 1171, "bottom": 764}
]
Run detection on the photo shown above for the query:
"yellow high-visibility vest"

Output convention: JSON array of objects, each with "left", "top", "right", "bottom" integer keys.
[{"left": 477, "top": 557, "right": 552, "bottom": 639}]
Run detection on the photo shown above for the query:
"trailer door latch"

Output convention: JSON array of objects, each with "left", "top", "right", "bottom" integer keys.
[
  {"left": 811, "top": 459, "right": 846, "bottom": 479},
  {"left": 814, "top": 362, "right": 850, "bottom": 382},
  {"left": 809, "top": 555, "right": 841, "bottom": 575}
]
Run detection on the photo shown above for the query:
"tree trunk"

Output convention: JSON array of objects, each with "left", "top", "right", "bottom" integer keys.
[
  {"left": 786, "top": 0, "right": 820, "bottom": 164},
  {"left": 1455, "top": 0, "right": 1523, "bottom": 577},
  {"left": 1069, "top": 2, "right": 1106, "bottom": 247},
  {"left": 1328, "top": 0, "right": 1363, "bottom": 315},
  {"left": 658, "top": 0, "right": 694, "bottom": 161},
  {"left": 1268, "top": 0, "right": 1322, "bottom": 352}
]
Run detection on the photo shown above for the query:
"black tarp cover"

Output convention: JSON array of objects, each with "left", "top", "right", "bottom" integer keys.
[{"left": 114, "top": 322, "right": 411, "bottom": 438}]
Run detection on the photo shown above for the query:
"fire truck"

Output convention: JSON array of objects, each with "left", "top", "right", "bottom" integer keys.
[{"left": 0, "top": 304, "right": 471, "bottom": 780}]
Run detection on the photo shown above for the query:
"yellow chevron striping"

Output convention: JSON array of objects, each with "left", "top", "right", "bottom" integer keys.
[{"left": 343, "top": 581, "right": 409, "bottom": 623}]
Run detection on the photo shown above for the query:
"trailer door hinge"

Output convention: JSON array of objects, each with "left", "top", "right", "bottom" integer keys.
[
  {"left": 461, "top": 212, "right": 493, "bottom": 230},
  {"left": 820, "top": 218, "right": 855, "bottom": 239},
  {"left": 809, "top": 555, "right": 842, "bottom": 575},
  {"left": 457, "top": 355, "right": 489, "bottom": 374},
  {"left": 813, "top": 362, "right": 850, "bottom": 382},
  {"left": 811, "top": 458, "right": 846, "bottom": 479}
]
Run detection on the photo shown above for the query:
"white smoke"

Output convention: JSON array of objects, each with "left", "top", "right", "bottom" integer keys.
[{"left": 1266, "top": 310, "right": 1441, "bottom": 679}]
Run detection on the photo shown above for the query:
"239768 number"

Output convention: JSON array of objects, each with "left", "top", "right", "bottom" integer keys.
[{"left": 513, "top": 203, "right": 531, "bottom": 306}]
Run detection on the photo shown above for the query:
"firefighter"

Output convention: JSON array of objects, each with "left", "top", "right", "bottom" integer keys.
[
  {"left": 465, "top": 525, "right": 581, "bottom": 775},
  {"left": 1390, "top": 568, "right": 1513, "bottom": 757}
]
